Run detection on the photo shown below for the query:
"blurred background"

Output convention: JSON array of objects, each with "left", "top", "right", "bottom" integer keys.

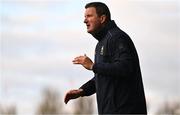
[{"left": 0, "top": 0, "right": 180, "bottom": 114}]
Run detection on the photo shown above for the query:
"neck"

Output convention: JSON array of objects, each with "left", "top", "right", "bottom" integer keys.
[{"left": 92, "top": 20, "right": 116, "bottom": 41}]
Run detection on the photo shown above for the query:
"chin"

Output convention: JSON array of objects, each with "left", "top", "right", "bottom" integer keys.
[
  {"left": 87, "top": 30, "right": 92, "bottom": 33},
  {"left": 87, "top": 29, "right": 94, "bottom": 34}
]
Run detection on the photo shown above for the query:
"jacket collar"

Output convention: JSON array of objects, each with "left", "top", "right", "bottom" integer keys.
[{"left": 92, "top": 20, "right": 117, "bottom": 41}]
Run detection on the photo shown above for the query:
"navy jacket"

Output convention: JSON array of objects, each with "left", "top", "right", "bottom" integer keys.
[{"left": 80, "top": 21, "right": 147, "bottom": 114}]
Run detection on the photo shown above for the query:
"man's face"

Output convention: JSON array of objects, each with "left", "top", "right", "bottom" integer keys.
[{"left": 84, "top": 7, "right": 102, "bottom": 34}]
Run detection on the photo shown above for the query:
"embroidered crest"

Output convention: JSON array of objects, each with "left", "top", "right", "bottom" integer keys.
[{"left": 100, "top": 46, "right": 104, "bottom": 55}]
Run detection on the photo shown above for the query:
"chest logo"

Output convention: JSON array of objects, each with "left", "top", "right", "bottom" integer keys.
[{"left": 100, "top": 46, "right": 104, "bottom": 55}]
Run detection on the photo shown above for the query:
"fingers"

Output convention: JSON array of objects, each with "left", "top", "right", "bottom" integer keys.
[
  {"left": 64, "top": 89, "right": 82, "bottom": 104},
  {"left": 64, "top": 89, "right": 83, "bottom": 104},
  {"left": 65, "top": 97, "right": 70, "bottom": 104},
  {"left": 72, "top": 54, "right": 93, "bottom": 70},
  {"left": 64, "top": 91, "right": 71, "bottom": 104},
  {"left": 72, "top": 55, "right": 85, "bottom": 64},
  {"left": 64, "top": 93, "right": 69, "bottom": 104},
  {"left": 72, "top": 58, "right": 81, "bottom": 64},
  {"left": 64, "top": 90, "right": 75, "bottom": 104}
]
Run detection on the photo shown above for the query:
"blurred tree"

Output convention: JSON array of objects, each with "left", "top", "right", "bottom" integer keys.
[
  {"left": 0, "top": 104, "right": 16, "bottom": 114},
  {"left": 156, "top": 100, "right": 180, "bottom": 115},
  {"left": 74, "top": 96, "right": 94, "bottom": 114},
  {"left": 36, "top": 87, "right": 63, "bottom": 114}
]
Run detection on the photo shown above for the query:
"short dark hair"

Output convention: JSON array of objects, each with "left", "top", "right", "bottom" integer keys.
[{"left": 85, "top": 2, "right": 111, "bottom": 22}]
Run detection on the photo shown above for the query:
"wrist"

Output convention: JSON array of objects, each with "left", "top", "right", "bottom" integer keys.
[
  {"left": 90, "top": 63, "right": 94, "bottom": 70},
  {"left": 79, "top": 89, "right": 84, "bottom": 97}
]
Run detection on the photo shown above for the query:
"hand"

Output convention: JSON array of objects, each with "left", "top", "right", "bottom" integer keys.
[
  {"left": 73, "top": 54, "right": 94, "bottom": 70},
  {"left": 64, "top": 89, "right": 83, "bottom": 104}
]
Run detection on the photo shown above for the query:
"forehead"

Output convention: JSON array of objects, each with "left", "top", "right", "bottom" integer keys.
[{"left": 84, "top": 7, "right": 97, "bottom": 15}]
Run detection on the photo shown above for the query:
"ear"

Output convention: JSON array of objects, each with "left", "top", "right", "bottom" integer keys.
[{"left": 100, "top": 15, "right": 106, "bottom": 24}]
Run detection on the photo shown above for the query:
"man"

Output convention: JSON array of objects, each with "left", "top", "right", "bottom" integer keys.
[{"left": 64, "top": 2, "right": 147, "bottom": 114}]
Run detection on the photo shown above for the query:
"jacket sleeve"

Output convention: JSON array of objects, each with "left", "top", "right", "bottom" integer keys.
[
  {"left": 92, "top": 38, "right": 135, "bottom": 77},
  {"left": 79, "top": 77, "right": 96, "bottom": 96}
]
